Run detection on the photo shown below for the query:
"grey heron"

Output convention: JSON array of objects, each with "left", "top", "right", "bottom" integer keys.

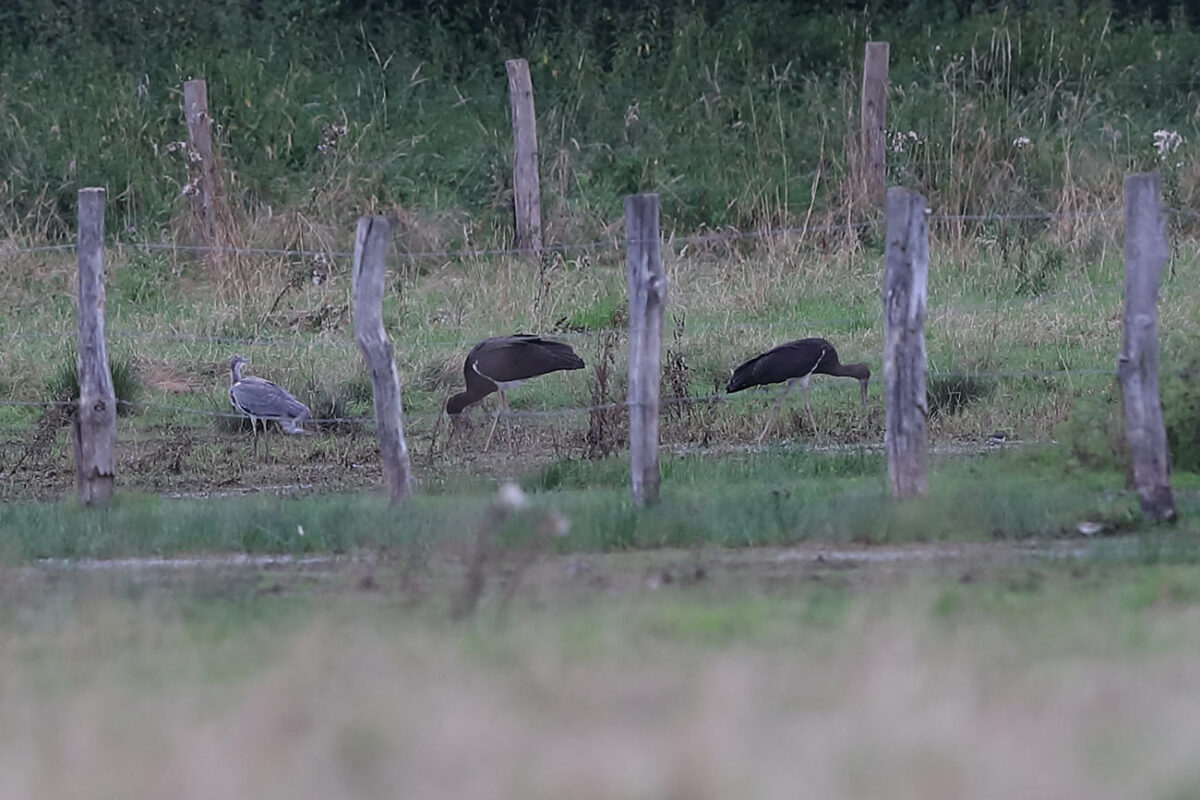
[
  {"left": 228, "top": 355, "right": 312, "bottom": 457},
  {"left": 446, "top": 334, "right": 585, "bottom": 451},
  {"left": 726, "top": 337, "right": 870, "bottom": 441}
]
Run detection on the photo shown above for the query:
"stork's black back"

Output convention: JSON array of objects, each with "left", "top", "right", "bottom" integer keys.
[
  {"left": 726, "top": 337, "right": 844, "bottom": 392},
  {"left": 448, "top": 334, "right": 585, "bottom": 414},
  {"left": 467, "top": 334, "right": 584, "bottom": 384}
]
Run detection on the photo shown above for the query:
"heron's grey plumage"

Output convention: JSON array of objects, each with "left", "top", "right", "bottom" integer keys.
[{"left": 228, "top": 356, "right": 312, "bottom": 455}]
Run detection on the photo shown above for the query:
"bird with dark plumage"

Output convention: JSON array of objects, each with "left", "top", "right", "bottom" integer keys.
[
  {"left": 726, "top": 337, "right": 870, "bottom": 442},
  {"left": 446, "top": 334, "right": 585, "bottom": 451},
  {"left": 228, "top": 355, "right": 312, "bottom": 457}
]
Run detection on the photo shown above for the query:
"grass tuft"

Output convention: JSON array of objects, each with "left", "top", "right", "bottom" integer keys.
[{"left": 44, "top": 353, "right": 142, "bottom": 416}]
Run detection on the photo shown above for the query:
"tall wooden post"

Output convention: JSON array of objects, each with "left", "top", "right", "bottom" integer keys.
[
  {"left": 182, "top": 79, "right": 218, "bottom": 254},
  {"left": 352, "top": 216, "right": 414, "bottom": 503},
  {"left": 73, "top": 188, "right": 116, "bottom": 506},
  {"left": 625, "top": 193, "right": 667, "bottom": 506},
  {"left": 860, "top": 42, "right": 890, "bottom": 205},
  {"left": 1118, "top": 173, "right": 1176, "bottom": 522},
  {"left": 505, "top": 58, "right": 543, "bottom": 255},
  {"left": 883, "top": 187, "right": 928, "bottom": 499}
]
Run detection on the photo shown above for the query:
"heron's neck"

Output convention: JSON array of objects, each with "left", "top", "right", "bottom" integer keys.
[{"left": 231, "top": 363, "right": 243, "bottom": 384}]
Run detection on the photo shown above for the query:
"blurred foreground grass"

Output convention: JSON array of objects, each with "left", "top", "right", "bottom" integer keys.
[{"left": 5, "top": 546, "right": 1200, "bottom": 799}]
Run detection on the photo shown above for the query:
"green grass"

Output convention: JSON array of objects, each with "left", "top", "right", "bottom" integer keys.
[{"left": 1, "top": 448, "right": 1196, "bottom": 563}]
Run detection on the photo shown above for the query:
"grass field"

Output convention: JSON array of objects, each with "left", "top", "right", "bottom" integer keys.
[
  {"left": 5, "top": 4, "right": 1200, "bottom": 794},
  {"left": 7, "top": 541, "right": 1200, "bottom": 799}
]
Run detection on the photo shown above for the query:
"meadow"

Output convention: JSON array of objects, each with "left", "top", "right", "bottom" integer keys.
[{"left": 4, "top": 1, "right": 1200, "bottom": 795}]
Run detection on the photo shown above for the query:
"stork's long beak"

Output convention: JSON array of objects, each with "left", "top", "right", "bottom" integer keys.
[{"left": 859, "top": 377, "right": 869, "bottom": 410}]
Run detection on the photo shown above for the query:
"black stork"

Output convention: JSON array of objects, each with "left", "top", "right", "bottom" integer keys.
[
  {"left": 446, "top": 334, "right": 585, "bottom": 451},
  {"left": 726, "top": 337, "right": 870, "bottom": 442}
]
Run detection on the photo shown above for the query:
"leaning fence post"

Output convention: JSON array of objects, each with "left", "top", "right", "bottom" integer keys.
[
  {"left": 625, "top": 193, "right": 667, "bottom": 506},
  {"left": 505, "top": 58, "right": 543, "bottom": 256},
  {"left": 860, "top": 41, "right": 890, "bottom": 206},
  {"left": 1119, "top": 173, "right": 1176, "bottom": 522},
  {"left": 182, "top": 79, "right": 218, "bottom": 256},
  {"left": 352, "top": 215, "right": 414, "bottom": 503},
  {"left": 73, "top": 187, "right": 117, "bottom": 506},
  {"left": 883, "top": 187, "right": 928, "bottom": 499}
]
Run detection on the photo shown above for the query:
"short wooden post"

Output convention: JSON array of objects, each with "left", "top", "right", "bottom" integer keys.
[
  {"left": 883, "top": 187, "right": 928, "bottom": 499},
  {"left": 625, "top": 193, "right": 667, "bottom": 506},
  {"left": 860, "top": 41, "right": 889, "bottom": 205},
  {"left": 352, "top": 215, "right": 414, "bottom": 503},
  {"left": 505, "top": 58, "right": 543, "bottom": 255},
  {"left": 1118, "top": 173, "right": 1176, "bottom": 522},
  {"left": 182, "top": 79, "right": 218, "bottom": 254},
  {"left": 73, "top": 188, "right": 116, "bottom": 506}
]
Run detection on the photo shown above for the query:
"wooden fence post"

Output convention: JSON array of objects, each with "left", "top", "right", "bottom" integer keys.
[
  {"left": 1119, "top": 173, "right": 1176, "bottom": 522},
  {"left": 505, "top": 58, "right": 543, "bottom": 255},
  {"left": 883, "top": 187, "right": 928, "bottom": 499},
  {"left": 182, "top": 79, "right": 218, "bottom": 255},
  {"left": 860, "top": 41, "right": 890, "bottom": 206},
  {"left": 352, "top": 215, "right": 414, "bottom": 503},
  {"left": 73, "top": 187, "right": 116, "bottom": 506},
  {"left": 625, "top": 193, "right": 667, "bottom": 506}
]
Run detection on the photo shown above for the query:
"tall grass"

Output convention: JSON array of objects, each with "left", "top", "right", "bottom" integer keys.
[{"left": 2, "top": 1, "right": 1199, "bottom": 249}]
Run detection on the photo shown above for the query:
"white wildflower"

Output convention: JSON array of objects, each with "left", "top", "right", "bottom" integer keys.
[
  {"left": 317, "top": 121, "right": 350, "bottom": 155},
  {"left": 1153, "top": 129, "right": 1183, "bottom": 157},
  {"left": 888, "top": 130, "right": 921, "bottom": 154},
  {"left": 1013, "top": 136, "right": 1032, "bottom": 150},
  {"left": 495, "top": 482, "right": 527, "bottom": 512}
]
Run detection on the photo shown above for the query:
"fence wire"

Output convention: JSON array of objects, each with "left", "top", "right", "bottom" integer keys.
[
  {"left": 0, "top": 365, "right": 1115, "bottom": 430},
  {"left": 7, "top": 202, "right": 1190, "bottom": 263}
]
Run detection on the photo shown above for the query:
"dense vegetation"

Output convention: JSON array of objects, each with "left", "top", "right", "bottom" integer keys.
[{"left": 3, "top": 0, "right": 1200, "bottom": 243}]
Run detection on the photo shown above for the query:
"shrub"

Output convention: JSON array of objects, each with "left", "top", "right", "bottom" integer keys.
[{"left": 1059, "top": 356, "right": 1200, "bottom": 474}]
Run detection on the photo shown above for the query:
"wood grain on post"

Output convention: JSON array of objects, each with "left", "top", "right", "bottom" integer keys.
[
  {"left": 182, "top": 79, "right": 218, "bottom": 254},
  {"left": 352, "top": 215, "right": 414, "bottom": 503},
  {"left": 73, "top": 188, "right": 117, "bottom": 506},
  {"left": 883, "top": 187, "right": 929, "bottom": 499},
  {"left": 505, "top": 58, "right": 543, "bottom": 255},
  {"left": 860, "top": 41, "right": 890, "bottom": 206},
  {"left": 1119, "top": 173, "right": 1176, "bottom": 522},
  {"left": 625, "top": 193, "right": 667, "bottom": 506}
]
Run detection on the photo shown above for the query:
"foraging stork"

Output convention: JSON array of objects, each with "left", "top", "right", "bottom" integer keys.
[
  {"left": 228, "top": 355, "right": 312, "bottom": 457},
  {"left": 446, "top": 334, "right": 585, "bottom": 451},
  {"left": 726, "top": 337, "right": 870, "bottom": 442}
]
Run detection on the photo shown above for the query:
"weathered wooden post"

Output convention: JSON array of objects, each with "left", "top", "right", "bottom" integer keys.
[
  {"left": 625, "top": 193, "right": 667, "bottom": 506},
  {"left": 1118, "top": 173, "right": 1176, "bottom": 522},
  {"left": 883, "top": 187, "right": 928, "bottom": 499},
  {"left": 860, "top": 41, "right": 890, "bottom": 205},
  {"left": 182, "top": 79, "right": 218, "bottom": 255},
  {"left": 73, "top": 187, "right": 117, "bottom": 506},
  {"left": 352, "top": 215, "right": 414, "bottom": 503},
  {"left": 505, "top": 58, "right": 543, "bottom": 255}
]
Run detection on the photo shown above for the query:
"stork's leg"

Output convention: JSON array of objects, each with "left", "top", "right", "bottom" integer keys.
[
  {"left": 483, "top": 395, "right": 505, "bottom": 453},
  {"left": 757, "top": 379, "right": 797, "bottom": 443},
  {"left": 501, "top": 391, "right": 516, "bottom": 452},
  {"left": 802, "top": 378, "right": 819, "bottom": 436}
]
